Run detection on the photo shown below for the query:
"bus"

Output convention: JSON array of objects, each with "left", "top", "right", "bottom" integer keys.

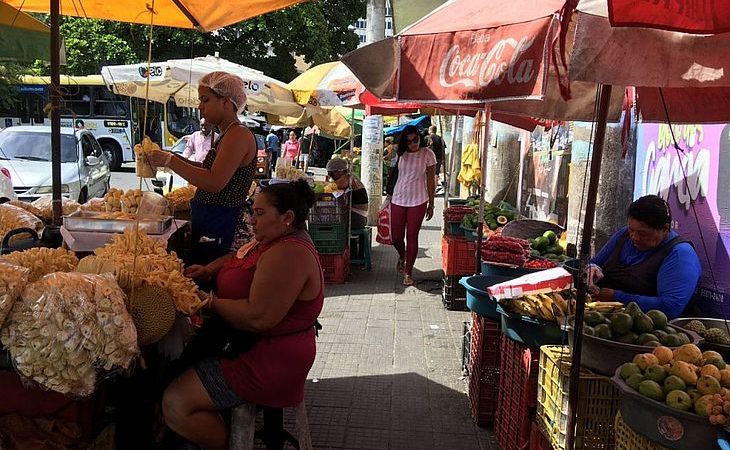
[{"left": 0, "top": 75, "right": 198, "bottom": 170}]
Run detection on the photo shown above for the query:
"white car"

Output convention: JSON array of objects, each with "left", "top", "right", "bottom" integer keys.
[{"left": 0, "top": 126, "right": 111, "bottom": 203}]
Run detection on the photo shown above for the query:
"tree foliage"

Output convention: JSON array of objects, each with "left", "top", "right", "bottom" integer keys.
[{"left": 52, "top": 0, "right": 365, "bottom": 81}]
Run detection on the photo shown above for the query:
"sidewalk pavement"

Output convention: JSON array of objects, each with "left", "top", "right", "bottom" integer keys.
[{"left": 299, "top": 197, "right": 498, "bottom": 450}]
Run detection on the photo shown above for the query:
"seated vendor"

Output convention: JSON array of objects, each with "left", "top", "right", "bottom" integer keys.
[
  {"left": 162, "top": 179, "right": 322, "bottom": 450},
  {"left": 588, "top": 195, "right": 701, "bottom": 319},
  {"left": 326, "top": 158, "right": 369, "bottom": 229}
]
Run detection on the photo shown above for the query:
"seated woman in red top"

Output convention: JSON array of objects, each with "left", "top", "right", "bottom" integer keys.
[{"left": 162, "top": 179, "right": 323, "bottom": 450}]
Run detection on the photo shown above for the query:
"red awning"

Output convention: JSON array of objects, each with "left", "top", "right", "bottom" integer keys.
[{"left": 607, "top": 0, "right": 730, "bottom": 34}]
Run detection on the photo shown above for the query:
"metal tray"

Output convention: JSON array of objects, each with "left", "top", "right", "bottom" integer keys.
[{"left": 63, "top": 210, "right": 173, "bottom": 235}]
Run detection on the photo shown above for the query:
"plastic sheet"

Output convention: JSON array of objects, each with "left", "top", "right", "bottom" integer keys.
[
  {"left": 0, "top": 272, "right": 138, "bottom": 396},
  {"left": 0, "top": 204, "right": 43, "bottom": 244}
]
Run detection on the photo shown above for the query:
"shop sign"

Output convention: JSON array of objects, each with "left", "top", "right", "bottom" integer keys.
[
  {"left": 397, "top": 17, "right": 552, "bottom": 102},
  {"left": 634, "top": 123, "right": 730, "bottom": 317}
]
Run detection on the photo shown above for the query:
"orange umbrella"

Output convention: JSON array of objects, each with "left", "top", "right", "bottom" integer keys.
[{"left": 0, "top": 0, "right": 306, "bottom": 31}]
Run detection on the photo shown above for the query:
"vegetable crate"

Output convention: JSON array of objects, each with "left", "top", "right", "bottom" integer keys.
[
  {"left": 442, "top": 235, "right": 478, "bottom": 276},
  {"left": 462, "top": 321, "right": 471, "bottom": 375},
  {"left": 537, "top": 346, "right": 620, "bottom": 450},
  {"left": 442, "top": 275, "right": 468, "bottom": 311},
  {"left": 318, "top": 245, "right": 350, "bottom": 284},
  {"left": 614, "top": 412, "right": 670, "bottom": 450},
  {"left": 309, "top": 222, "right": 350, "bottom": 254},
  {"left": 310, "top": 192, "right": 350, "bottom": 225},
  {"left": 530, "top": 421, "right": 554, "bottom": 450},
  {"left": 468, "top": 313, "right": 502, "bottom": 426},
  {"left": 494, "top": 334, "right": 540, "bottom": 450}
]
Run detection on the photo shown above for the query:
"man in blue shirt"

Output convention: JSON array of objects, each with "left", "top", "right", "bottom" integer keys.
[
  {"left": 587, "top": 195, "right": 701, "bottom": 319},
  {"left": 265, "top": 129, "right": 280, "bottom": 172}
]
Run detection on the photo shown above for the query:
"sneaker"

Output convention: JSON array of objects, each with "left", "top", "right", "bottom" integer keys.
[{"left": 403, "top": 274, "right": 414, "bottom": 286}]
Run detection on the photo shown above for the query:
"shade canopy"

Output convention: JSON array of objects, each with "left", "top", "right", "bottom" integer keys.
[
  {"left": 101, "top": 56, "right": 303, "bottom": 117},
  {"left": 0, "top": 2, "right": 66, "bottom": 63},
  {"left": 0, "top": 0, "right": 306, "bottom": 32}
]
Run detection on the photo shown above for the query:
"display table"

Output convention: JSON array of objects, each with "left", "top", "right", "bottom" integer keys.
[{"left": 60, "top": 219, "right": 188, "bottom": 252}]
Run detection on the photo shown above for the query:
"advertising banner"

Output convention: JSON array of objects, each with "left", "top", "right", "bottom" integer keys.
[{"left": 634, "top": 123, "right": 730, "bottom": 317}]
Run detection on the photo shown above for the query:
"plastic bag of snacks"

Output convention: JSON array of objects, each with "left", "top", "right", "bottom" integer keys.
[
  {"left": 2, "top": 247, "right": 79, "bottom": 282},
  {"left": 0, "top": 261, "right": 30, "bottom": 328},
  {"left": 133, "top": 137, "right": 160, "bottom": 178},
  {"left": 0, "top": 272, "right": 138, "bottom": 396},
  {"left": 0, "top": 204, "right": 44, "bottom": 245},
  {"left": 31, "top": 195, "right": 80, "bottom": 221}
]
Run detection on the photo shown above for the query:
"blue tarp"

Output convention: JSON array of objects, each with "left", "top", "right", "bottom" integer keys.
[{"left": 383, "top": 115, "right": 430, "bottom": 136}]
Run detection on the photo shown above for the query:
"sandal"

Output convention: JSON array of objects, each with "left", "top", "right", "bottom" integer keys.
[
  {"left": 403, "top": 274, "right": 414, "bottom": 286},
  {"left": 397, "top": 258, "right": 405, "bottom": 274}
]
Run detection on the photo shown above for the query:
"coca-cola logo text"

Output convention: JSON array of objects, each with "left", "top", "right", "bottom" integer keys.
[{"left": 438, "top": 36, "right": 537, "bottom": 89}]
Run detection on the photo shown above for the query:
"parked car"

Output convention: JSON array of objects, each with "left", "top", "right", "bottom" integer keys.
[{"left": 0, "top": 126, "right": 111, "bottom": 203}]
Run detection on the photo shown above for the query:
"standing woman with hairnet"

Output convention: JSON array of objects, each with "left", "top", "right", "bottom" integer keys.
[{"left": 147, "top": 71, "right": 257, "bottom": 265}]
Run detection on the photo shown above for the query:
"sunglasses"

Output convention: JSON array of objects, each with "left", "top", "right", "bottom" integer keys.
[{"left": 407, "top": 136, "right": 420, "bottom": 144}]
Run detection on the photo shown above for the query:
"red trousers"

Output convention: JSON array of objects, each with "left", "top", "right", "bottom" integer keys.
[{"left": 390, "top": 202, "right": 427, "bottom": 276}]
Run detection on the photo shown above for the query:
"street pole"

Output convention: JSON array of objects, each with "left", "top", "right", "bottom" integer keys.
[
  {"left": 50, "top": 0, "right": 62, "bottom": 226},
  {"left": 362, "top": 0, "right": 386, "bottom": 223},
  {"left": 565, "top": 84, "right": 613, "bottom": 450}
]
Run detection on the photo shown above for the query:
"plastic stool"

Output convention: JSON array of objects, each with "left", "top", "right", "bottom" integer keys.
[
  {"left": 229, "top": 401, "right": 312, "bottom": 450},
  {"left": 350, "top": 226, "right": 372, "bottom": 271}
]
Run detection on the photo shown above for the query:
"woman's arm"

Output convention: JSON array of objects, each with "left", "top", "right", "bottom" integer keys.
[
  {"left": 426, "top": 164, "right": 436, "bottom": 220},
  {"left": 184, "top": 252, "right": 235, "bottom": 280},
  {"left": 211, "top": 242, "right": 317, "bottom": 333},
  {"left": 148, "top": 127, "right": 255, "bottom": 193}
]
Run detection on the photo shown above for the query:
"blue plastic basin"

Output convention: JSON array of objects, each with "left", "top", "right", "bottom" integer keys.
[
  {"left": 497, "top": 304, "right": 567, "bottom": 348},
  {"left": 460, "top": 274, "right": 513, "bottom": 320}
]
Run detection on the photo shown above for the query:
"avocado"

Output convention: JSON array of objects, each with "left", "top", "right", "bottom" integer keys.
[
  {"left": 533, "top": 236, "right": 549, "bottom": 251},
  {"left": 617, "top": 332, "right": 639, "bottom": 344},
  {"left": 632, "top": 313, "right": 655, "bottom": 334},
  {"left": 663, "top": 326, "right": 677, "bottom": 335},
  {"left": 625, "top": 302, "right": 642, "bottom": 317},
  {"left": 594, "top": 324, "right": 613, "bottom": 340},
  {"left": 652, "top": 329, "right": 669, "bottom": 340},
  {"left": 646, "top": 310, "right": 668, "bottom": 329},
  {"left": 660, "top": 333, "right": 683, "bottom": 347},
  {"left": 584, "top": 311, "right": 605, "bottom": 327},
  {"left": 637, "top": 333, "right": 660, "bottom": 345},
  {"left": 610, "top": 313, "right": 634, "bottom": 335},
  {"left": 543, "top": 230, "right": 557, "bottom": 245},
  {"left": 546, "top": 245, "right": 564, "bottom": 256},
  {"left": 530, "top": 250, "right": 542, "bottom": 258}
]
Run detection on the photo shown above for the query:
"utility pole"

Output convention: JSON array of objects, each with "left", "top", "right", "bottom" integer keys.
[{"left": 362, "top": 0, "right": 387, "bottom": 224}]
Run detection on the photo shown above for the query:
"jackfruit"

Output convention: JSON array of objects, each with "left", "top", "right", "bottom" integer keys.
[
  {"left": 127, "top": 283, "right": 176, "bottom": 346},
  {"left": 705, "top": 328, "right": 730, "bottom": 345}
]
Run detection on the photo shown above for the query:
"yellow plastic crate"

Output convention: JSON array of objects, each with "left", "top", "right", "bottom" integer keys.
[
  {"left": 614, "top": 412, "right": 671, "bottom": 450},
  {"left": 537, "top": 345, "right": 620, "bottom": 450}
]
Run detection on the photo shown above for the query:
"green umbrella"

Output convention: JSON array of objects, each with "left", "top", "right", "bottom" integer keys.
[{"left": 0, "top": 2, "right": 65, "bottom": 62}]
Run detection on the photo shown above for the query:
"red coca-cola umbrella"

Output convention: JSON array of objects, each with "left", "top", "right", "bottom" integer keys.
[{"left": 606, "top": 0, "right": 730, "bottom": 34}]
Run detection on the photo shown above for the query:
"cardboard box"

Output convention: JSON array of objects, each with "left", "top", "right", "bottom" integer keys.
[{"left": 487, "top": 267, "right": 573, "bottom": 300}]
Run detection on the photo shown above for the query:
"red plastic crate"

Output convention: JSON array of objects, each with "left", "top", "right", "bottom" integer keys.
[
  {"left": 494, "top": 334, "right": 540, "bottom": 450},
  {"left": 442, "top": 235, "right": 478, "bottom": 276},
  {"left": 531, "top": 421, "right": 554, "bottom": 450},
  {"left": 319, "top": 246, "right": 350, "bottom": 284},
  {"left": 467, "top": 313, "right": 502, "bottom": 426}
]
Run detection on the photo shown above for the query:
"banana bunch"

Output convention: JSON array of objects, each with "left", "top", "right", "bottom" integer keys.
[
  {"left": 505, "top": 291, "right": 572, "bottom": 323},
  {"left": 586, "top": 301, "right": 624, "bottom": 313}
]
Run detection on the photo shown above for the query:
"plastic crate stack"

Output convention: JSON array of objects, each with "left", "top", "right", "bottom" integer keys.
[
  {"left": 441, "top": 235, "right": 478, "bottom": 311},
  {"left": 537, "top": 346, "right": 620, "bottom": 450},
  {"left": 467, "top": 312, "right": 502, "bottom": 426},
  {"left": 494, "top": 334, "right": 540, "bottom": 450},
  {"left": 614, "top": 412, "right": 670, "bottom": 450},
  {"left": 309, "top": 192, "right": 350, "bottom": 283}
]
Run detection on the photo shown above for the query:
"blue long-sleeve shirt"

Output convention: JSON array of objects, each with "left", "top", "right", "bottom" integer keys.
[{"left": 591, "top": 226, "right": 701, "bottom": 319}]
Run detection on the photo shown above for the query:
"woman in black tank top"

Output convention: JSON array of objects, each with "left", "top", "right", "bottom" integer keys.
[{"left": 146, "top": 71, "right": 257, "bottom": 265}]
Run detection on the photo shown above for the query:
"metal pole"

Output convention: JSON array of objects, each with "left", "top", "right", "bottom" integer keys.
[
  {"left": 475, "top": 105, "right": 491, "bottom": 274},
  {"left": 50, "top": 0, "right": 62, "bottom": 226},
  {"left": 565, "top": 84, "right": 613, "bottom": 450}
]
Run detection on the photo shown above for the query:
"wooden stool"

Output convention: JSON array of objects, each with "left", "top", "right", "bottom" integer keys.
[
  {"left": 350, "top": 226, "right": 372, "bottom": 271},
  {"left": 229, "top": 401, "right": 312, "bottom": 450}
]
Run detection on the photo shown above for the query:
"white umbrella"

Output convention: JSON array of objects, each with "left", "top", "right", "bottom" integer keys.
[{"left": 100, "top": 56, "right": 303, "bottom": 116}]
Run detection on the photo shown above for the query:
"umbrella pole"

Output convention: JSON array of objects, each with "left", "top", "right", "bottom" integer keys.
[
  {"left": 475, "top": 105, "right": 491, "bottom": 274},
  {"left": 50, "top": 0, "right": 62, "bottom": 226},
  {"left": 565, "top": 84, "right": 613, "bottom": 450}
]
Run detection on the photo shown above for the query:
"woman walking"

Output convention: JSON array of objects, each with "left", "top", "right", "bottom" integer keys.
[{"left": 390, "top": 125, "right": 436, "bottom": 286}]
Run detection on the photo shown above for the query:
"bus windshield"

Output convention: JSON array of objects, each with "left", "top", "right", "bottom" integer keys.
[{"left": 166, "top": 98, "right": 199, "bottom": 139}]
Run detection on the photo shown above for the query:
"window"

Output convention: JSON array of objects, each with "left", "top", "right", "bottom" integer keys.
[
  {"left": 93, "top": 87, "right": 130, "bottom": 118},
  {"left": 81, "top": 134, "right": 95, "bottom": 158},
  {"left": 62, "top": 86, "right": 92, "bottom": 116},
  {"left": 359, "top": 35, "right": 366, "bottom": 43},
  {"left": 386, "top": 21, "right": 392, "bottom": 30}
]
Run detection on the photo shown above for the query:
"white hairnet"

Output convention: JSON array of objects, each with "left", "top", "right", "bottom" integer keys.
[{"left": 199, "top": 71, "right": 247, "bottom": 113}]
